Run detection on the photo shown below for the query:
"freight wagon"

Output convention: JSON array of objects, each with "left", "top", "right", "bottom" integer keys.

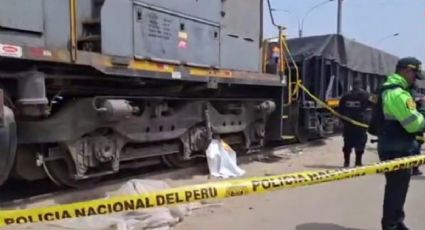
[{"left": 265, "top": 34, "right": 406, "bottom": 141}]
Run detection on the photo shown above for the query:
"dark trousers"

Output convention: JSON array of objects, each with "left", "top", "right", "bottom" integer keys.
[
  {"left": 343, "top": 128, "right": 367, "bottom": 165},
  {"left": 381, "top": 169, "right": 411, "bottom": 228},
  {"left": 412, "top": 141, "right": 423, "bottom": 172},
  {"left": 378, "top": 142, "right": 416, "bottom": 229},
  {"left": 343, "top": 127, "right": 367, "bottom": 152}
]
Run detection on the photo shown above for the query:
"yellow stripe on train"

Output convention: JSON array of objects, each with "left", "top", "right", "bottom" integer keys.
[{"left": 326, "top": 99, "right": 340, "bottom": 107}]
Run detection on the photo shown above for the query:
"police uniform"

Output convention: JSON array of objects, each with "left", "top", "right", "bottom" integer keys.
[
  {"left": 411, "top": 87, "right": 424, "bottom": 175},
  {"left": 376, "top": 57, "right": 425, "bottom": 230},
  {"left": 339, "top": 80, "right": 371, "bottom": 167}
]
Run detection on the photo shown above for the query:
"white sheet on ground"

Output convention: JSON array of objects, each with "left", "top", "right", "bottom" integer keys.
[
  {"left": 205, "top": 139, "right": 245, "bottom": 178},
  {"left": 11, "top": 180, "right": 204, "bottom": 230}
]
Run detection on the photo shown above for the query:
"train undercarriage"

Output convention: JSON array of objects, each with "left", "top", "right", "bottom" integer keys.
[{"left": 0, "top": 67, "right": 279, "bottom": 188}]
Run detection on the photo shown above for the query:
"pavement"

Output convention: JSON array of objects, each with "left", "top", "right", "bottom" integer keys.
[
  {"left": 2, "top": 135, "right": 425, "bottom": 230},
  {"left": 174, "top": 136, "right": 425, "bottom": 230}
]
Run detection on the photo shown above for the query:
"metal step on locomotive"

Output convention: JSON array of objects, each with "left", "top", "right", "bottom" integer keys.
[{"left": 0, "top": 0, "right": 291, "bottom": 188}]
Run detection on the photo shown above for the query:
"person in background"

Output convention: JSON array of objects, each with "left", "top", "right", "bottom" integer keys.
[{"left": 338, "top": 78, "right": 371, "bottom": 167}]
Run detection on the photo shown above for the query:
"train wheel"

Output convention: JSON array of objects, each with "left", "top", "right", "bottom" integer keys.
[
  {"left": 288, "top": 102, "right": 310, "bottom": 143},
  {"left": 295, "top": 127, "right": 309, "bottom": 143},
  {"left": 0, "top": 106, "right": 17, "bottom": 186},
  {"left": 42, "top": 149, "right": 99, "bottom": 188}
]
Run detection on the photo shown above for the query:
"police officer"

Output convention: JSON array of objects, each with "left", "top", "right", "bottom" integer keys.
[
  {"left": 376, "top": 57, "right": 425, "bottom": 230},
  {"left": 339, "top": 78, "right": 371, "bottom": 167}
]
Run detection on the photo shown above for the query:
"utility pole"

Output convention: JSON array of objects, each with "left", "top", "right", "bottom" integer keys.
[
  {"left": 271, "top": 0, "right": 335, "bottom": 38},
  {"left": 337, "top": 0, "right": 342, "bottom": 34}
]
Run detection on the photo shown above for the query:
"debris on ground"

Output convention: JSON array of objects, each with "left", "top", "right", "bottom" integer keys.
[{"left": 289, "top": 146, "right": 303, "bottom": 155}]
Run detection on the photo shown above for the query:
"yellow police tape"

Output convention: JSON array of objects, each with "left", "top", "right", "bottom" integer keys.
[
  {"left": 296, "top": 82, "right": 425, "bottom": 142},
  {"left": 1, "top": 154, "right": 425, "bottom": 227},
  {"left": 297, "top": 83, "right": 369, "bottom": 129}
]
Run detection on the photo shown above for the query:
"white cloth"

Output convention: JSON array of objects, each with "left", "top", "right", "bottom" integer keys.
[
  {"left": 206, "top": 139, "right": 246, "bottom": 178},
  {"left": 10, "top": 180, "right": 200, "bottom": 230}
]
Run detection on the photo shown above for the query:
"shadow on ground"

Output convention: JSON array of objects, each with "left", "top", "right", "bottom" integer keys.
[
  {"left": 306, "top": 139, "right": 327, "bottom": 147},
  {"left": 411, "top": 175, "right": 425, "bottom": 181},
  {"left": 366, "top": 146, "right": 377, "bottom": 152},
  {"left": 296, "top": 223, "right": 369, "bottom": 230},
  {"left": 303, "top": 164, "right": 344, "bottom": 170},
  {"left": 251, "top": 154, "right": 285, "bottom": 164}
]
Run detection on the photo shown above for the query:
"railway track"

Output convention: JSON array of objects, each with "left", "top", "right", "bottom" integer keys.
[
  {"left": 0, "top": 140, "right": 319, "bottom": 208},
  {"left": 0, "top": 164, "right": 172, "bottom": 207}
]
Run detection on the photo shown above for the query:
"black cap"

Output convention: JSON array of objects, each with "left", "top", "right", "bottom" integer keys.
[{"left": 396, "top": 57, "right": 424, "bottom": 80}]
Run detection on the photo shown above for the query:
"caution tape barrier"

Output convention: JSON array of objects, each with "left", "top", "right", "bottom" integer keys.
[
  {"left": 296, "top": 82, "right": 425, "bottom": 141},
  {"left": 1, "top": 154, "right": 425, "bottom": 227},
  {"left": 297, "top": 83, "right": 369, "bottom": 128}
]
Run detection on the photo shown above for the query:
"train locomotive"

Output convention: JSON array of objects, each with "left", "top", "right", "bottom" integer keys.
[
  {"left": 0, "top": 0, "right": 418, "bottom": 189},
  {"left": 0, "top": 0, "right": 286, "bottom": 188}
]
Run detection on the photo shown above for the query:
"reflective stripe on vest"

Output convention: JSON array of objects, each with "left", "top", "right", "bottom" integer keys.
[{"left": 385, "top": 112, "right": 422, "bottom": 127}]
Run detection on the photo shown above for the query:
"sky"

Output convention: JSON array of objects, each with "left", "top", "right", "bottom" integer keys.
[{"left": 264, "top": 0, "right": 425, "bottom": 63}]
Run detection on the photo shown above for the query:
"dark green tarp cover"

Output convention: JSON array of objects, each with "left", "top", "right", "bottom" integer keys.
[{"left": 286, "top": 34, "right": 399, "bottom": 76}]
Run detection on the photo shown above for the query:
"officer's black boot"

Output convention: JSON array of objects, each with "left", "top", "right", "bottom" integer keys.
[
  {"left": 397, "top": 222, "right": 410, "bottom": 230},
  {"left": 381, "top": 223, "right": 398, "bottom": 230},
  {"left": 381, "top": 224, "right": 397, "bottom": 230},
  {"left": 412, "top": 167, "right": 423, "bottom": 176},
  {"left": 343, "top": 151, "right": 350, "bottom": 168},
  {"left": 381, "top": 220, "right": 406, "bottom": 230},
  {"left": 355, "top": 151, "right": 364, "bottom": 166}
]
